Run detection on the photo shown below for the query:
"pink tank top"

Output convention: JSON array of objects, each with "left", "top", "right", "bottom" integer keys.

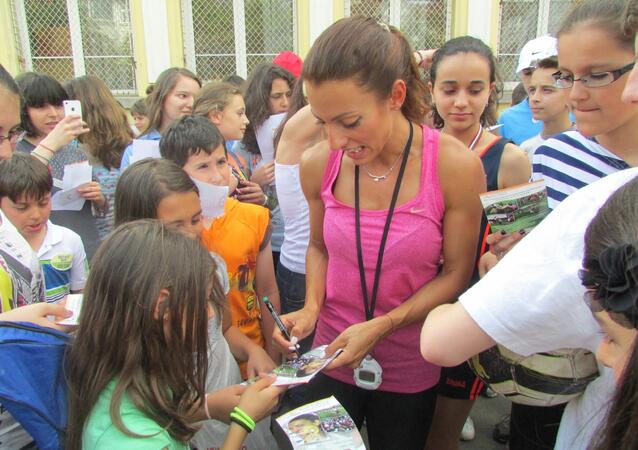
[{"left": 315, "top": 125, "right": 444, "bottom": 393}]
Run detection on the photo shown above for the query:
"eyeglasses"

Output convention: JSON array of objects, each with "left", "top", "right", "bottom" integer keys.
[
  {"left": 0, "top": 127, "right": 23, "bottom": 146},
  {"left": 553, "top": 62, "right": 635, "bottom": 89}
]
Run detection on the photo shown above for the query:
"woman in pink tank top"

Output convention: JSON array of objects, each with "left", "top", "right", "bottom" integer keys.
[{"left": 272, "top": 17, "right": 486, "bottom": 450}]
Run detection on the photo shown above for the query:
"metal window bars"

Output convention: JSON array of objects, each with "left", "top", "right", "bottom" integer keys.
[
  {"left": 182, "top": 0, "right": 295, "bottom": 82},
  {"left": 344, "top": 0, "right": 452, "bottom": 51},
  {"left": 12, "top": 0, "right": 137, "bottom": 95},
  {"left": 497, "top": 0, "right": 582, "bottom": 86}
]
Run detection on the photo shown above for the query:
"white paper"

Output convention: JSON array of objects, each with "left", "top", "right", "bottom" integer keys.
[
  {"left": 192, "top": 178, "right": 228, "bottom": 219},
  {"left": 56, "top": 293, "right": 83, "bottom": 326},
  {"left": 62, "top": 162, "right": 92, "bottom": 191},
  {"left": 52, "top": 162, "right": 92, "bottom": 211},
  {"left": 129, "top": 139, "right": 161, "bottom": 164},
  {"left": 255, "top": 112, "right": 286, "bottom": 164},
  {"left": 51, "top": 188, "right": 85, "bottom": 211}
]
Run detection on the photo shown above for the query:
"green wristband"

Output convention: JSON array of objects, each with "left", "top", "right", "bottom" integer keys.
[
  {"left": 230, "top": 412, "right": 255, "bottom": 433},
  {"left": 232, "top": 406, "right": 256, "bottom": 429}
]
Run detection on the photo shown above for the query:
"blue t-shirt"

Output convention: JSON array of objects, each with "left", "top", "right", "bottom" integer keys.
[
  {"left": 119, "top": 129, "right": 161, "bottom": 170},
  {"left": 497, "top": 98, "right": 543, "bottom": 145}
]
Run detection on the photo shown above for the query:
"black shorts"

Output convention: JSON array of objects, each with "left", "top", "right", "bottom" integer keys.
[{"left": 437, "top": 361, "right": 485, "bottom": 400}]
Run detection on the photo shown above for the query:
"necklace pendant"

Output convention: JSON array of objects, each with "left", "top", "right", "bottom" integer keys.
[{"left": 373, "top": 176, "right": 382, "bottom": 182}]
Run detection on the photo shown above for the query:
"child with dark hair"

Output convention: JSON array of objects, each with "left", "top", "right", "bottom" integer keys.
[
  {"left": 0, "top": 153, "right": 87, "bottom": 303},
  {"left": 580, "top": 175, "right": 638, "bottom": 450},
  {"left": 129, "top": 98, "right": 150, "bottom": 137},
  {"left": 234, "top": 62, "right": 296, "bottom": 268},
  {"left": 160, "top": 115, "right": 281, "bottom": 375},
  {"left": 15, "top": 72, "right": 100, "bottom": 258},
  {"left": 426, "top": 34, "right": 530, "bottom": 448}
]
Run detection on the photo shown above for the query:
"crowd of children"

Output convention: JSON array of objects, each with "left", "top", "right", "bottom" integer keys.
[{"left": 0, "top": 0, "right": 638, "bottom": 449}]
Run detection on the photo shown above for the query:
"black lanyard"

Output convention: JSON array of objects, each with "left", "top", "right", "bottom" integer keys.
[{"left": 355, "top": 121, "right": 413, "bottom": 321}]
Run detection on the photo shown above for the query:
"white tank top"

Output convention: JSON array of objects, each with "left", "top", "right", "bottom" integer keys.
[{"left": 275, "top": 163, "right": 309, "bottom": 274}]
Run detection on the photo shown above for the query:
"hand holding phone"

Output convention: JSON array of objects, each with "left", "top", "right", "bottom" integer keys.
[{"left": 63, "top": 100, "right": 82, "bottom": 118}]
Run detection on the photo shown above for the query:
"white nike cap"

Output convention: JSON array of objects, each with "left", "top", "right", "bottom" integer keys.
[{"left": 516, "top": 35, "right": 558, "bottom": 74}]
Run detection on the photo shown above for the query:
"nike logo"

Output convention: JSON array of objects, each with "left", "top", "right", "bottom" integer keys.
[{"left": 410, "top": 207, "right": 425, "bottom": 214}]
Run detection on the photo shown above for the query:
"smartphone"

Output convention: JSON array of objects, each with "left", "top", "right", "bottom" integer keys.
[{"left": 63, "top": 100, "right": 82, "bottom": 118}]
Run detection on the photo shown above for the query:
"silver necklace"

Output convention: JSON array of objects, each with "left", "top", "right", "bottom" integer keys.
[{"left": 363, "top": 139, "right": 409, "bottom": 182}]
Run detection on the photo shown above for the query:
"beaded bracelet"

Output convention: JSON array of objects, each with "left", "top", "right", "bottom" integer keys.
[{"left": 229, "top": 406, "right": 255, "bottom": 433}]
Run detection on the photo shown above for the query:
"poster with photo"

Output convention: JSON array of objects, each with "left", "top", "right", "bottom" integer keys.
[
  {"left": 480, "top": 180, "right": 550, "bottom": 234},
  {"left": 245, "top": 345, "right": 343, "bottom": 387},
  {"left": 276, "top": 396, "right": 365, "bottom": 449}
]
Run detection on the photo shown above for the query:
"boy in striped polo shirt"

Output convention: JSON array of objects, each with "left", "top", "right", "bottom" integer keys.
[{"left": 0, "top": 153, "right": 87, "bottom": 303}]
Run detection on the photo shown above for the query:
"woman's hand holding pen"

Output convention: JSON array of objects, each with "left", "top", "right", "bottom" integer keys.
[{"left": 272, "top": 307, "right": 319, "bottom": 358}]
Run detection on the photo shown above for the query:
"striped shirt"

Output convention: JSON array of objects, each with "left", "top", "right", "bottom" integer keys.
[{"left": 532, "top": 130, "right": 630, "bottom": 209}]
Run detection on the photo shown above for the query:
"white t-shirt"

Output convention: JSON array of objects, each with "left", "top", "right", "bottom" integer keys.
[
  {"left": 38, "top": 222, "right": 88, "bottom": 303},
  {"left": 459, "top": 167, "right": 638, "bottom": 450},
  {"left": 520, "top": 134, "right": 545, "bottom": 164}
]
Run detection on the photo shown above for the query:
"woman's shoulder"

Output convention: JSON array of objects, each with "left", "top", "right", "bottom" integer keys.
[{"left": 437, "top": 132, "right": 482, "bottom": 171}]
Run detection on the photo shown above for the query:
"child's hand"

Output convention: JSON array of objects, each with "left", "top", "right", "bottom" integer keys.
[
  {"left": 237, "top": 374, "right": 284, "bottom": 423},
  {"left": 486, "top": 230, "right": 525, "bottom": 259},
  {"left": 39, "top": 115, "right": 89, "bottom": 152},
  {"left": 478, "top": 252, "right": 499, "bottom": 278},
  {"left": 77, "top": 182, "right": 106, "bottom": 208},
  {"left": 206, "top": 384, "right": 246, "bottom": 423},
  {"left": 246, "top": 346, "right": 276, "bottom": 379},
  {"left": 0, "top": 302, "right": 72, "bottom": 332},
  {"left": 250, "top": 162, "right": 275, "bottom": 188},
  {"left": 236, "top": 180, "right": 266, "bottom": 205}
]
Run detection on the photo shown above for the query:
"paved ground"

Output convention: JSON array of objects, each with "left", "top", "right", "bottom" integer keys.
[{"left": 461, "top": 395, "right": 510, "bottom": 450}]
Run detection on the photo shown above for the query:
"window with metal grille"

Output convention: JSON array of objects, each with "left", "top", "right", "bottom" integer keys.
[
  {"left": 497, "top": 0, "right": 581, "bottom": 85},
  {"left": 182, "top": 0, "right": 295, "bottom": 83},
  {"left": 344, "top": 0, "right": 452, "bottom": 50},
  {"left": 12, "top": 0, "right": 137, "bottom": 95}
]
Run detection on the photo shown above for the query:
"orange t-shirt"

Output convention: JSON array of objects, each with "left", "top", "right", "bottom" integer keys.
[{"left": 202, "top": 198, "right": 270, "bottom": 352}]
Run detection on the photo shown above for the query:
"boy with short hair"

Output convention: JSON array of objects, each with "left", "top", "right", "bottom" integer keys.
[
  {"left": 130, "top": 98, "right": 150, "bottom": 136},
  {"left": 0, "top": 153, "right": 87, "bottom": 303},
  {"left": 160, "top": 115, "right": 281, "bottom": 369},
  {"left": 520, "top": 57, "right": 573, "bottom": 161},
  {"left": 497, "top": 36, "right": 558, "bottom": 144}
]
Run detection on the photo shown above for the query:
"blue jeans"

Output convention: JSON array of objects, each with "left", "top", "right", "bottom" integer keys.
[{"left": 276, "top": 263, "right": 314, "bottom": 354}]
